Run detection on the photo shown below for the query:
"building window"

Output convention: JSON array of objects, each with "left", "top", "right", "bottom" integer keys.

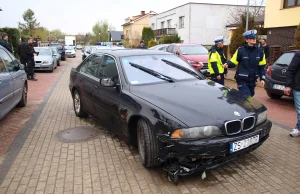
[
  {"left": 283, "top": 0, "right": 300, "bottom": 8},
  {"left": 179, "top": 16, "right": 185, "bottom": 28},
  {"left": 151, "top": 23, "right": 155, "bottom": 29},
  {"left": 161, "top": 21, "right": 165, "bottom": 29},
  {"left": 167, "top": 20, "right": 172, "bottom": 28}
]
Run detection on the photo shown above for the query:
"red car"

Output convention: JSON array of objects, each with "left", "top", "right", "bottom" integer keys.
[{"left": 166, "top": 43, "right": 209, "bottom": 71}]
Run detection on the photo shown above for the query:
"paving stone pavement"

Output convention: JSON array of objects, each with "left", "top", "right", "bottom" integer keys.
[{"left": 0, "top": 59, "right": 300, "bottom": 194}]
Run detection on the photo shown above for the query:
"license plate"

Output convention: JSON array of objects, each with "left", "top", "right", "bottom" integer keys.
[
  {"left": 230, "top": 135, "right": 259, "bottom": 153},
  {"left": 35, "top": 64, "right": 41, "bottom": 67},
  {"left": 272, "top": 84, "right": 285, "bottom": 90}
]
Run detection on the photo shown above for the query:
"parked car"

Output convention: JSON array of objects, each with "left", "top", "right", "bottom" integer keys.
[
  {"left": 34, "top": 47, "right": 57, "bottom": 72},
  {"left": 49, "top": 43, "right": 66, "bottom": 61},
  {"left": 264, "top": 50, "right": 298, "bottom": 99},
  {"left": 65, "top": 46, "right": 76, "bottom": 58},
  {"left": 76, "top": 45, "right": 83, "bottom": 50},
  {"left": 166, "top": 43, "right": 209, "bottom": 72},
  {"left": 82, "top": 46, "right": 91, "bottom": 61},
  {"left": 0, "top": 46, "right": 27, "bottom": 120},
  {"left": 51, "top": 47, "right": 61, "bottom": 66},
  {"left": 148, "top": 44, "right": 169, "bottom": 51},
  {"left": 69, "top": 49, "right": 272, "bottom": 184}
]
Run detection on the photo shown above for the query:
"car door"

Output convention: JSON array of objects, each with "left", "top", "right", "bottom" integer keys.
[
  {"left": 93, "top": 54, "right": 123, "bottom": 135},
  {"left": 0, "top": 52, "right": 14, "bottom": 119},
  {"left": 4, "top": 49, "right": 25, "bottom": 103}
]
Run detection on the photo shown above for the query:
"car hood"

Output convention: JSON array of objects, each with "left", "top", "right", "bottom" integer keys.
[
  {"left": 130, "top": 80, "right": 264, "bottom": 127},
  {"left": 34, "top": 55, "right": 53, "bottom": 61},
  {"left": 182, "top": 54, "right": 208, "bottom": 63},
  {"left": 66, "top": 49, "right": 75, "bottom": 52}
]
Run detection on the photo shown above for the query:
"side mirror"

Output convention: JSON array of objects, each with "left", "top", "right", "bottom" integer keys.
[
  {"left": 175, "top": 51, "right": 180, "bottom": 55},
  {"left": 100, "top": 78, "right": 116, "bottom": 87},
  {"left": 53, "top": 54, "right": 57, "bottom": 56},
  {"left": 19, "top": 64, "right": 25, "bottom": 70}
]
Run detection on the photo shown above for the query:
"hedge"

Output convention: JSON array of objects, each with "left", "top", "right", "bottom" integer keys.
[{"left": 0, "top": 28, "right": 21, "bottom": 57}]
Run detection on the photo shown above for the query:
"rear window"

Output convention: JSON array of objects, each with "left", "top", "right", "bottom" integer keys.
[
  {"left": 50, "top": 44, "right": 63, "bottom": 50},
  {"left": 180, "top": 46, "right": 208, "bottom": 55},
  {"left": 274, "top": 52, "right": 295, "bottom": 65}
]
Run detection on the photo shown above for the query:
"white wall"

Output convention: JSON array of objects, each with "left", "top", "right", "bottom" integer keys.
[{"left": 150, "top": 3, "right": 261, "bottom": 45}]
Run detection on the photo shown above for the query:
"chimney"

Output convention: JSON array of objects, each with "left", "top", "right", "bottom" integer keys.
[{"left": 141, "top": 11, "right": 145, "bottom": 15}]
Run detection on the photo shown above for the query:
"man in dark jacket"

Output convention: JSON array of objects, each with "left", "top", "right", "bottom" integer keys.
[
  {"left": 136, "top": 40, "right": 147, "bottom": 49},
  {"left": 0, "top": 33, "right": 13, "bottom": 53},
  {"left": 284, "top": 51, "right": 300, "bottom": 137},
  {"left": 24, "top": 37, "right": 38, "bottom": 81},
  {"left": 17, "top": 38, "right": 26, "bottom": 64}
]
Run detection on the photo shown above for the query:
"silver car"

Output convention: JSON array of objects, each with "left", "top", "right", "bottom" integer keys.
[
  {"left": 51, "top": 47, "right": 61, "bottom": 66},
  {"left": 34, "top": 47, "right": 57, "bottom": 72},
  {"left": 65, "top": 46, "right": 76, "bottom": 58},
  {"left": 148, "top": 44, "right": 169, "bottom": 51},
  {"left": 0, "top": 46, "right": 27, "bottom": 120}
]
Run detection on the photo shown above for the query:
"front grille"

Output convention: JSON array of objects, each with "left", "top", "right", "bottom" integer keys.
[
  {"left": 242, "top": 116, "right": 255, "bottom": 131},
  {"left": 35, "top": 61, "right": 42, "bottom": 63},
  {"left": 225, "top": 120, "right": 242, "bottom": 135}
]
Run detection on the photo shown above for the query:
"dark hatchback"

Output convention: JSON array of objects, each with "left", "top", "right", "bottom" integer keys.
[
  {"left": 264, "top": 50, "right": 298, "bottom": 99},
  {"left": 69, "top": 50, "right": 272, "bottom": 184},
  {"left": 49, "top": 43, "right": 66, "bottom": 61}
]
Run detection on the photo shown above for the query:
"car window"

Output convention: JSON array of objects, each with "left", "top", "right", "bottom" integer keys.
[
  {"left": 274, "top": 52, "right": 295, "bottom": 65},
  {"left": 158, "top": 46, "right": 166, "bottom": 51},
  {"left": 0, "top": 49, "right": 17, "bottom": 72},
  {"left": 80, "top": 55, "right": 102, "bottom": 77},
  {"left": 180, "top": 46, "right": 208, "bottom": 55},
  {"left": 173, "top": 46, "right": 179, "bottom": 53},
  {"left": 166, "top": 45, "right": 174, "bottom": 53},
  {"left": 98, "top": 55, "right": 119, "bottom": 81},
  {"left": 0, "top": 58, "right": 6, "bottom": 73}
]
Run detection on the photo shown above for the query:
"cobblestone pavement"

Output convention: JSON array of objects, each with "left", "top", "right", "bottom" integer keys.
[{"left": 0, "top": 55, "right": 300, "bottom": 194}]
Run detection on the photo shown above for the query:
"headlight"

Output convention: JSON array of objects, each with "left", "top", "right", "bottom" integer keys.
[
  {"left": 42, "top": 61, "right": 50, "bottom": 64},
  {"left": 187, "top": 60, "right": 197, "bottom": 64},
  {"left": 256, "top": 110, "right": 268, "bottom": 126},
  {"left": 171, "top": 126, "right": 222, "bottom": 139}
]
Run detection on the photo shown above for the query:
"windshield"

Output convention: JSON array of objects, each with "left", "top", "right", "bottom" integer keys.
[
  {"left": 180, "top": 46, "right": 208, "bottom": 55},
  {"left": 275, "top": 52, "right": 295, "bottom": 65},
  {"left": 65, "top": 46, "right": 74, "bottom": 50},
  {"left": 50, "top": 44, "right": 62, "bottom": 50},
  {"left": 34, "top": 48, "right": 51, "bottom": 56},
  {"left": 121, "top": 54, "right": 202, "bottom": 85}
]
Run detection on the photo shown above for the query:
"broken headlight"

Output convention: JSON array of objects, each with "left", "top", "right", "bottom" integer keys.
[
  {"left": 256, "top": 110, "right": 268, "bottom": 126},
  {"left": 171, "top": 126, "right": 222, "bottom": 139}
]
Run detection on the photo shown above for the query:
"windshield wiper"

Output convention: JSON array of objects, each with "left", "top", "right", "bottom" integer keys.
[
  {"left": 129, "top": 62, "right": 175, "bottom": 83},
  {"left": 161, "top": 59, "right": 203, "bottom": 80}
]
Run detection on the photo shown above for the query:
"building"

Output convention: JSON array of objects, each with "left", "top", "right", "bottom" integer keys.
[
  {"left": 122, "top": 11, "right": 157, "bottom": 46},
  {"left": 264, "top": 0, "right": 300, "bottom": 52},
  {"left": 150, "top": 3, "right": 263, "bottom": 48},
  {"left": 109, "top": 31, "right": 123, "bottom": 42}
]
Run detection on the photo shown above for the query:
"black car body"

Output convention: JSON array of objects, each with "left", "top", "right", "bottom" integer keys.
[
  {"left": 49, "top": 43, "right": 66, "bottom": 61},
  {"left": 69, "top": 50, "right": 272, "bottom": 184},
  {"left": 264, "top": 50, "right": 298, "bottom": 99}
]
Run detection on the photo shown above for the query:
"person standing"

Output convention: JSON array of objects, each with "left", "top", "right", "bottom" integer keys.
[
  {"left": 24, "top": 37, "right": 38, "bottom": 81},
  {"left": 208, "top": 36, "right": 227, "bottom": 85},
  {"left": 136, "top": 40, "right": 147, "bottom": 49},
  {"left": 284, "top": 51, "right": 300, "bottom": 137},
  {"left": 224, "top": 30, "right": 266, "bottom": 97},
  {"left": 260, "top": 39, "right": 270, "bottom": 60},
  {"left": 17, "top": 38, "right": 26, "bottom": 64},
  {"left": 0, "top": 33, "right": 13, "bottom": 53}
]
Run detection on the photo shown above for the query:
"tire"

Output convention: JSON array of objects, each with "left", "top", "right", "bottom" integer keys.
[
  {"left": 73, "top": 90, "right": 88, "bottom": 118},
  {"left": 57, "top": 60, "right": 61, "bottom": 66},
  {"left": 267, "top": 91, "right": 283, "bottom": 99},
  {"left": 17, "top": 83, "right": 27, "bottom": 107},
  {"left": 137, "top": 119, "right": 161, "bottom": 168}
]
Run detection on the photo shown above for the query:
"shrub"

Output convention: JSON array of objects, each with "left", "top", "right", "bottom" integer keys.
[
  {"left": 148, "top": 39, "right": 158, "bottom": 48},
  {"left": 141, "top": 27, "right": 155, "bottom": 47},
  {"left": 0, "top": 28, "right": 21, "bottom": 57},
  {"left": 159, "top": 33, "right": 181, "bottom": 44},
  {"left": 295, "top": 23, "right": 300, "bottom": 49}
]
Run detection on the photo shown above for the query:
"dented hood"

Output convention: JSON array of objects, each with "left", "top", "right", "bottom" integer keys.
[{"left": 130, "top": 79, "right": 264, "bottom": 127}]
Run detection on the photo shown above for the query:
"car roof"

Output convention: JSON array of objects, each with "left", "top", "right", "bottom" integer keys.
[
  {"left": 171, "top": 43, "right": 201, "bottom": 46},
  {"left": 94, "top": 49, "right": 173, "bottom": 57},
  {"left": 285, "top": 50, "right": 300, "bottom": 53}
]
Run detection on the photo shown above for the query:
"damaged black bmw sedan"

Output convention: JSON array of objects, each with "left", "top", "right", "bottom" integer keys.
[{"left": 69, "top": 50, "right": 272, "bottom": 184}]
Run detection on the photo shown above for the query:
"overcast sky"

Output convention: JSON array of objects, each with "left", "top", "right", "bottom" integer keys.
[{"left": 0, "top": 0, "right": 264, "bottom": 35}]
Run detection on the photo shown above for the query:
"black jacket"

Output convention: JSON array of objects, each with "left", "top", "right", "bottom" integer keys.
[
  {"left": 262, "top": 45, "right": 270, "bottom": 59},
  {"left": 18, "top": 42, "right": 26, "bottom": 61},
  {"left": 0, "top": 39, "right": 13, "bottom": 53},
  {"left": 137, "top": 45, "right": 147, "bottom": 49},
  {"left": 285, "top": 51, "right": 300, "bottom": 91},
  {"left": 23, "top": 43, "right": 35, "bottom": 61}
]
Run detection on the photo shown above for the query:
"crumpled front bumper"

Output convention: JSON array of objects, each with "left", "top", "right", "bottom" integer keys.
[{"left": 159, "top": 120, "right": 272, "bottom": 176}]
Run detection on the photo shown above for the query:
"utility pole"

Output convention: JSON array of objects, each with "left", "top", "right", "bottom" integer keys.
[{"left": 246, "top": 0, "right": 250, "bottom": 31}]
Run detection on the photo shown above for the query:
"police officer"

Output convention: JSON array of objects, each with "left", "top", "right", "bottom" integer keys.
[
  {"left": 24, "top": 37, "right": 38, "bottom": 81},
  {"left": 137, "top": 40, "right": 147, "bottom": 49},
  {"left": 225, "top": 30, "right": 266, "bottom": 97},
  {"left": 208, "top": 36, "right": 228, "bottom": 85}
]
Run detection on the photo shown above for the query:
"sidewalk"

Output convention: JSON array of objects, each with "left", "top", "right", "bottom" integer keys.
[{"left": 0, "top": 60, "right": 300, "bottom": 194}]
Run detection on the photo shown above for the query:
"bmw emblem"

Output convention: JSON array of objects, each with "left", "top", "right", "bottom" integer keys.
[{"left": 234, "top": 111, "right": 241, "bottom": 117}]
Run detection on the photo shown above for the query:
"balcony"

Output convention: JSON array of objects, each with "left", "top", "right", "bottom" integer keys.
[{"left": 154, "top": 28, "right": 176, "bottom": 37}]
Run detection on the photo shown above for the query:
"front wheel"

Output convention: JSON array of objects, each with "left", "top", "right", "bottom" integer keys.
[
  {"left": 267, "top": 91, "right": 283, "bottom": 99},
  {"left": 73, "top": 90, "right": 88, "bottom": 118},
  {"left": 137, "top": 119, "right": 161, "bottom": 168}
]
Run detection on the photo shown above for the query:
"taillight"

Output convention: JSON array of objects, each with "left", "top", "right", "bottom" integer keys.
[{"left": 266, "top": 66, "right": 272, "bottom": 76}]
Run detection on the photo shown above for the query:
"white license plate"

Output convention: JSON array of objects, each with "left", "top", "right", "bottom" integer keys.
[
  {"left": 230, "top": 135, "right": 259, "bottom": 153},
  {"left": 35, "top": 64, "right": 41, "bottom": 67},
  {"left": 272, "top": 84, "right": 285, "bottom": 90}
]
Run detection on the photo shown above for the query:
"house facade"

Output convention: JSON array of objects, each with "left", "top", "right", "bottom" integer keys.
[
  {"left": 265, "top": 0, "right": 300, "bottom": 51},
  {"left": 122, "top": 11, "right": 157, "bottom": 46},
  {"left": 149, "top": 3, "right": 259, "bottom": 47}
]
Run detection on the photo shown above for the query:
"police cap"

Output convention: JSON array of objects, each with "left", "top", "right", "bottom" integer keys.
[{"left": 243, "top": 29, "right": 257, "bottom": 39}]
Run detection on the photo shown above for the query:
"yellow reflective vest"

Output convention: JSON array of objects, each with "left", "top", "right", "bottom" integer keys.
[{"left": 208, "top": 46, "right": 225, "bottom": 75}]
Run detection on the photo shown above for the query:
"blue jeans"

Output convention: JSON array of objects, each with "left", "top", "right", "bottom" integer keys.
[
  {"left": 293, "top": 90, "right": 300, "bottom": 129},
  {"left": 237, "top": 83, "right": 256, "bottom": 97}
]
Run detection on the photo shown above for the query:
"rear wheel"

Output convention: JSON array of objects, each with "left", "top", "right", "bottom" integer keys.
[
  {"left": 17, "top": 83, "right": 27, "bottom": 107},
  {"left": 73, "top": 90, "right": 88, "bottom": 118},
  {"left": 137, "top": 119, "right": 161, "bottom": 168},
  {"left": 57, "top": 60, "right": 61, "bottom": 66},
  {"left": 267, "top": 91, "right": 283, "bottom": 99}
]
